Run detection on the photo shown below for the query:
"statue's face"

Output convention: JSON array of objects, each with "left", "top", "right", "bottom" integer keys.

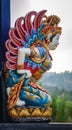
[{"left": 48, "top": 34, "right": 60, "bottom": 50}]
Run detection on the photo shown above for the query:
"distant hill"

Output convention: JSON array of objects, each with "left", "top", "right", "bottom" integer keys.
[{"left": 37, "top": 71, "right": 72, "bottom": 100}]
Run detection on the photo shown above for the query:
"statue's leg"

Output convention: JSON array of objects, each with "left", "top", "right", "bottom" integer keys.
[
  {"left": 19, "top": 78, "right": 51, "bottom": 107},
  {"left": 7, "top": 74, "right": 52, "bottom": 121},
  {"left": 20, "top": 89, "right": 51, "bottom": 107}
]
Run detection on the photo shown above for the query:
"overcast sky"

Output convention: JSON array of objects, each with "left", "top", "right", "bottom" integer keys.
[{"left": 10, "top": 0, "right": 72, "bottom": 73}]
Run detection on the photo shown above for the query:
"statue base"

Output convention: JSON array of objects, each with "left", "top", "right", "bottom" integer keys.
[
  {"left": 8, "top": 106, "right": 52, "bottom": 122},
  {"left": 8, "top": 117, "right": 51, "bottom": 123}
]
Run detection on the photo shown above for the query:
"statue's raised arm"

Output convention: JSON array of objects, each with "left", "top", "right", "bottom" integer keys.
[{"left": 5, "top": 10, "right": 62, "bottom": 122}]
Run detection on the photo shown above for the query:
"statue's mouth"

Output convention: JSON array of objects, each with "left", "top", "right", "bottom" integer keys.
[{"left": 55, "top": 45, "right": 57, "bottom": 47}]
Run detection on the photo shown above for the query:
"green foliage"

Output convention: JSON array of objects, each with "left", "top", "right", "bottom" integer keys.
[
  {"left": 37, "top": 71, "right": 72, "bottom": 122},
  {"left": 38, "top": 71, "right": 72, "bottom": 100},
  {"left": 51, "top": 91, "right": 72, "bottom": 122},
  {"left": 66, "top": 101, "right": 72, "bottom": 122}
]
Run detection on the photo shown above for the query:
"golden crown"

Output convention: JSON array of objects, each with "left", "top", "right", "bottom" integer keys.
[{"left": 42, "top": 15, "right": 62, "bottom": 35}]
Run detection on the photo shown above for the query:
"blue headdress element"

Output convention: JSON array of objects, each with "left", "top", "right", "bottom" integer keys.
[{"left": 21, "top": 23, "right": 45, "bottom": 48}]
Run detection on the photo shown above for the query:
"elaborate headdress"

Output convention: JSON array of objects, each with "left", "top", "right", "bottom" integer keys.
[
  {"left": 5, "top": 10, "right": 62, "bottom": 70},
  {"left": 41, "top": 15, "right": 62, "bottom": 37}
]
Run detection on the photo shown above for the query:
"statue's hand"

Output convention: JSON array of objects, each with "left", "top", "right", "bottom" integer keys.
[{"left": 17, "top": 69, "right": 32, "bottom": 78}]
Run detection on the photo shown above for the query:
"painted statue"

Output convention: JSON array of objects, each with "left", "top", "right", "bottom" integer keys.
[{"left": 5, "top": 10, "right": 62, "bottom": 122}]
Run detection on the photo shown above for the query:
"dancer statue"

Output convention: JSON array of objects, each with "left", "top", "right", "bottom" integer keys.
[{"left": 5, "top": 10, "right": 62, "bottom": 122}]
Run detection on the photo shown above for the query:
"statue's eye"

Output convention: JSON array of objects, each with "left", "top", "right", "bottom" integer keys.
[
  {"left": 57, "top": 37, "right": 59, "bottom": 40},
  {"left": 50, "top": 34, "right": 56, "bottom": 42},
  {"left": 57, "top": 35, "right": 60, "bottom": 40}
]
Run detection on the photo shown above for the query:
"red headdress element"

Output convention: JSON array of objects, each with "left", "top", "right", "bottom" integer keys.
[
  {"left": 34, "top": 10, "right": 47, "bottom": 32},
  {"left": 15, "top": 17, "right": 26, "bottom": 41},
  {"left": 24, "top": 11, "right": 37, "bottom": 35}
]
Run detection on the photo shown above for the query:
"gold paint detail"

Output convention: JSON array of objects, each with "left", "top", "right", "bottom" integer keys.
[
  {"left": 31, "top": 108, "right": 42, "bottom": 117},
  {"left": 7, "top": 79, "right": 24, "bottom": 110},
  {"left": 38, "top": 68, "right": 44, "bottom": 74},
  {"left": 43, "top": 59, "right": 51, "bottom": 67},
  {"left": 43, "top": 15, "right": 61, "bottom": 27},
  {"left": 19, "top": 108, "right": 30, "bottom": 117},
  {"left": 30, "top": 40, "right": 49, "bottom": 63},
  {"left": 29, "top": 108, "right": 34, "bottom": 113},
  {"left": 23, "top": 86, "right": 28, "bottom": 91},
  {"left": 31, "top": 95, "right": 38, "bottom": 101},
  {"left": 44, "top": 102, "right": 51, "bottom": 107},
  {"left": 42, "top": 15, "right": 62, "bottom": 36},
  {"left": 26, "top": 92, "right": 32, "bottom": 100},
  {"left": 39, "top": 91, "right": 44, "bottom": 98},
  {"left": 32, "top": 71, "right": 42, "bottom": 80},
  {"left": 43, "top": 108, "right": 52, "bottom": 117},
  {"left": 8, "top": 107, "right": 52, "bottom": 118},
  {"left": 30, "top": 58, "right": 51, "bottom": 82},
  {"left": 8, "top": 108, "right": 18, "bottom": 117}
]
